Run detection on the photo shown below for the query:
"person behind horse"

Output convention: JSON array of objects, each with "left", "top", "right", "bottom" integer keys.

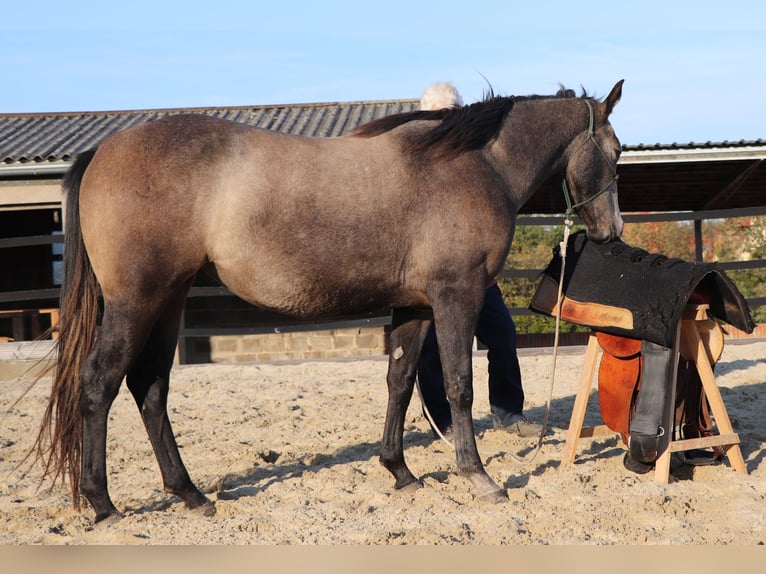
[{"left": 416, "top": 82, "right": 542, "bottom": 439}]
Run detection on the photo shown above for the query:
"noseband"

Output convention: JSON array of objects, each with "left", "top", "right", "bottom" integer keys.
[{"left": 561, "top": 100, "right": 619, "bottom": 218}]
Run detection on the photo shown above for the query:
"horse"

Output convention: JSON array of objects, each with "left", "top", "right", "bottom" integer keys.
[{"left": 33, "top": 80, "right": 624, "bottom": 523}]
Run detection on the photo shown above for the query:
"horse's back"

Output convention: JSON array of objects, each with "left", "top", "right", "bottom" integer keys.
[
  {"left": 76, "top": 114, "right": 410, "bottom": 308},
  {"left": 75, "top": 113, "right": 508, "bottom": 316}
]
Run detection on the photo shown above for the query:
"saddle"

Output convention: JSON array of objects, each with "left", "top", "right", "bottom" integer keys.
[
  {"left": 530, "top": 231, "right": 754, "bottom": 472},
  {"left": 595, "top": 318, "right": 724, "bottom": 473}
]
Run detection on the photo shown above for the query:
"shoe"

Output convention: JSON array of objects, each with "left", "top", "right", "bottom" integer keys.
[{"left": 492, "top": 413, "right": 543, "bottom": 438}]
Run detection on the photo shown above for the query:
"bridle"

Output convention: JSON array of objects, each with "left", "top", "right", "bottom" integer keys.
[{"left": 560, "top": 99, "right": 619, "bottom": 219}]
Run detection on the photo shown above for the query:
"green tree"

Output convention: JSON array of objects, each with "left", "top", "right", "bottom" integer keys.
[
  {"left": 501, "top": 221, "right": 589, "bottom": 335},
  {"left": 707, "top": 215, "right": 766, "bottom": 323}
]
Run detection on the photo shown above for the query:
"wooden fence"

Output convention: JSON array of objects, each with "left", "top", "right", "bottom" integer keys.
[{"left": 2, "top": 207, "right": 766, "bottom": 362}]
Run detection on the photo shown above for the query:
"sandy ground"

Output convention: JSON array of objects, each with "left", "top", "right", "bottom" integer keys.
[{"left": 1, "top": 340, "right": 765, "bottom": 545}]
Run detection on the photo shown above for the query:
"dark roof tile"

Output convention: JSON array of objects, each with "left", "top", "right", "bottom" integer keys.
[{"left": 0, "top": 100, "right": 421, "bottom": 164}]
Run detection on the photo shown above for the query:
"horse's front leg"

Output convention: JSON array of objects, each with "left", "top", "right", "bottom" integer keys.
[
  {"left": 379, "top": 309, "right": 432, "bottom": 490},
  {"left": 433, "top": 287, "right": 508, "bottom": 503}
]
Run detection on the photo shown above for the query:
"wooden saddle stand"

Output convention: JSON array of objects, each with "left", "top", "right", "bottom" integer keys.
[
  {"left": 563, "top": 304, "right": 746, "bottom": 482},
  {"left": 530, "top": 231, "right": 755, "bottom": 482}
]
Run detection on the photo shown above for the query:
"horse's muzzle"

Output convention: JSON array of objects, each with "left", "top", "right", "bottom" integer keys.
[{"left": 586, "top": 219, "right": 623, "bottom": 244}]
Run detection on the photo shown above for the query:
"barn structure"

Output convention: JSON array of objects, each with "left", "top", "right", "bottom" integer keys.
[{"left": 1, "top": 98, "right": 765, "bottom": 363}]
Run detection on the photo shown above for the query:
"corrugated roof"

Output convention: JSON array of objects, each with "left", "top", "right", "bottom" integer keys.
[
  {"left": 4, "top": 98, "right": 765, "bottom": 165},
  {"left": 0, "top": 100, "right": 420, "bottom": 164}
]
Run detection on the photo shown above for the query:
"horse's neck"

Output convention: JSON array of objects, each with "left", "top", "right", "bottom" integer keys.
[{"left": 491, "top": 100, "right": 583, "bottom": 206}]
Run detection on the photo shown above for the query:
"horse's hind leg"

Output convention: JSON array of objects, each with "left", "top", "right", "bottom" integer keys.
[
  {"left": 126, "top": 285, "right": 214, "bottom": 516},
  {"left": 379, "top": 309, "right": 431, "bottom": 490},
  {"left": 79, "top": 304, "right": 159, "bottom": 522}
]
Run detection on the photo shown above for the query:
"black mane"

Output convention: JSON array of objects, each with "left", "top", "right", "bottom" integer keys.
[{"left": 351, "top": 87, "right": 585, "bottom": 160}]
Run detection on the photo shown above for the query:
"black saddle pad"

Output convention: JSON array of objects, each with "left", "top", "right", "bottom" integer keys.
[{"left": 530, "top": 231, "right": 754, "bottom": 347}]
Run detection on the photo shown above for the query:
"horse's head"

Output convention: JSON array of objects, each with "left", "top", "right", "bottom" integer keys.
[{"left": 563, "top": 80, "right": 624, "bottom": 243}]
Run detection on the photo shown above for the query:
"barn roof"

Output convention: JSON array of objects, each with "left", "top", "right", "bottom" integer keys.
[
  {"left": 0, "top": 100, "right": 421, "bottom": 165},
  {"left": 1, "top": 99, "right": 764, "bottom": 214}
]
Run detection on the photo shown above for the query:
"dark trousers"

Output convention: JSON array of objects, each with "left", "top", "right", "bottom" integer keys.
[{"left": 416, "top": 284, "right": 524, "bottom": 431}]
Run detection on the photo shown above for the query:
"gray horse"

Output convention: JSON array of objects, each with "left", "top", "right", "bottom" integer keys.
[{"left": 34, "top": 81, "right": 624, "bottom": 523}]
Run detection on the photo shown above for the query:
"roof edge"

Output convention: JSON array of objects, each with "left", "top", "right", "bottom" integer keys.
[
  {"left": 0, "top": 98, "right": 422, "bottom": 119},
  {"left": 621, "top": 143, "right": 766, "bottom": 164}
]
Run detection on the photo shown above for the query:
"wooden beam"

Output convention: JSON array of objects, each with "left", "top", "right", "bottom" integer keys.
[{"left": 703, "top": 159, "right": 763, "bottom": 210}]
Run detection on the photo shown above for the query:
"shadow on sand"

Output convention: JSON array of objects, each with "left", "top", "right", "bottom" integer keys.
[{"left": 132, "top": 354, "right": 765, "bottom": 515}]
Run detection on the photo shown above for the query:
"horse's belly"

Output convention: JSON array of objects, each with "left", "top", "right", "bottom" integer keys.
[
  {"left": 232, "top": 285, "right": 397, "bottom": 318},
  {"left": 216, "top": 262, "right": 417, "bottom": 318}
]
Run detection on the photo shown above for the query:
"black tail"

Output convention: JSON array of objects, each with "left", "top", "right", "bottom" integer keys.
[{"left": 33, "top": 148, "right": 100, "bottom": 509}]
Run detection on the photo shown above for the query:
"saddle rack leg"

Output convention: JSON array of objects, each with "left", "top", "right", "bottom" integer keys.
[
  {"left": 562, "top": 334, "right": 612, "bottom": 466},
  {"left": 654, "top": 305, "right": 748, "bottom": 482},
  {"left": 652, "top": 321, "right": 683, "bottom": 482}
]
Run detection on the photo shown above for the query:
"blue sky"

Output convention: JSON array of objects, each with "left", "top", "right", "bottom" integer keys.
[{"left": 2, "top": 0, "right": 764, "bottom": 145}]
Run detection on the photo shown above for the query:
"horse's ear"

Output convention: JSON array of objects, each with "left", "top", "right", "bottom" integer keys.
[{"left": 603, "top": 79, "right": 624, "bottom": 117}]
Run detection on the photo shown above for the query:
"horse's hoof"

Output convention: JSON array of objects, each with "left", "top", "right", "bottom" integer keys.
[
  {"left": 183, "top": 491, "right": 215, "bottom": 514},
  {"left": 191, "top": 500, "right": 217, "bottom": 517},
  {"left": 185, "top": 495, "right": 216, "bottom": 517},
  {"left": 94, "top": 510, "right": 124, "bottom": 526},
  {"left": 393, "top": 477, "right": 422, "bottom": 492},
  {"left": 476, "top": 488, "right": 508, "bottom": 504},
  {"left": 397, "top": 480, "right": 423, "bottom": 493}
]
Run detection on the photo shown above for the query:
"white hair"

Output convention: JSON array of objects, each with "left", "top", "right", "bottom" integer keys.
[{"left": 419, "top": 82, "right": 463, "bottom": 111}]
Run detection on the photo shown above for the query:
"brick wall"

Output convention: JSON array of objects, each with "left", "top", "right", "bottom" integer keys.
[
  {"left": 181, "top": 322, "right": 766, "bottom": 364},
  {"left": 207, "top": 325, "right": 389, "bottom": 363}
]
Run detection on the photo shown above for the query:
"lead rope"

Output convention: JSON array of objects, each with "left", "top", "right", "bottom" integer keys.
[
  {"left": 418, "top": 212, "right": 573, "bottom": 467},
  {"left": 499, "top": 211, "right": 573, "bottom": 466}
]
